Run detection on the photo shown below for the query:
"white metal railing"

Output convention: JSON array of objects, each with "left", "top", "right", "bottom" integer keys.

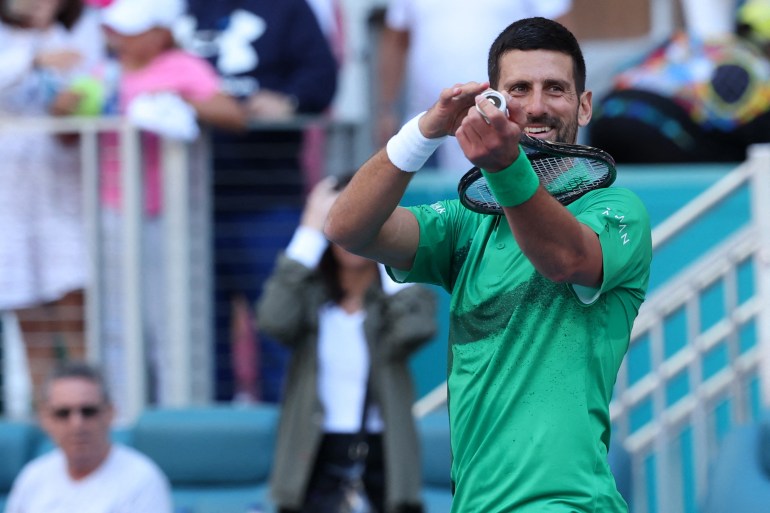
[
  {"left": 0, "top": 116, "right": 212, "bottom": 422},
  {"left": 0, "top": 114, "right": 362, "bottom": 422},
  {"left": 610, "top": 144, "right": 770, "bottom": 513},
  {"left": 412, "top": 145, "right": 770, "bottom": 513}
]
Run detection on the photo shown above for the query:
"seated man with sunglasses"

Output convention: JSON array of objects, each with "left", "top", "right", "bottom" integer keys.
[{"left": 4, "top": 361, "right": 173, "bottom": 513}]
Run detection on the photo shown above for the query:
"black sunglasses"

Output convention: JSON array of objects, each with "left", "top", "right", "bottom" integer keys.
[{"left": 50, "top": 405, "right": 104, "bottom": 420}]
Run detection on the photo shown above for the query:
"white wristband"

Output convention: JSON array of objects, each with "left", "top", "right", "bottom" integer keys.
[
  {"left": 386, "top": 112, "right": 447, "bottom": 172},
  {"left": 286, "top": 226, "right": 329, "bottom": 269}
]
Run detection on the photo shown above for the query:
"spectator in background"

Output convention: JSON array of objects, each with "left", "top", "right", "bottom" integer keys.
[
  {"left": 257, "top": 176, "right": 436, "bottom": 513},
  {"left": 4, "top": 361, "right": 173, "bottom": 513},
  {"left": 589, "top": 0, "right": 770, "bottom": 164},
  {"left": 0, "top": 0, "right": 105, "bottom": 401},
  {"left": 177, "top": 0, "right": 338, "bottom": 404},
  {"left": 376, "top": 0, "right": 573, "bottom": 176},
  {"left": 93, "top": 0, "right": 246, "bottom": 417}
]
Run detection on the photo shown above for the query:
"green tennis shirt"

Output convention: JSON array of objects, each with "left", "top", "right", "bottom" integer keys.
[{"left": 389, "top": 187, "right": 652, "bottom": 512}]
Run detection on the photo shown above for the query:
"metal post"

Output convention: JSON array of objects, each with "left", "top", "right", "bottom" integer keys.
[
  {"left": 80, "top": 127, "right": 102, "bottom": 365},
  {"left": 162, "top": 137, "right": 192, "bottom": 406},
  {"left": 189, "top": 135, "right": 213, "bottom": 402},
  {"left": 748, "top": 144, "right": 770, "bottom": 407},
  {"left": 120, "top": 124, "right": 146, "bottom": 421}
]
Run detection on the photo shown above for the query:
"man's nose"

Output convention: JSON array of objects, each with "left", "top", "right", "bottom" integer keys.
[
  {"left": 66, "top": 411, "right": 88, "bottom": 426},
  {"left": 523, "top": 90, "right": 547, "bottom": 117}
]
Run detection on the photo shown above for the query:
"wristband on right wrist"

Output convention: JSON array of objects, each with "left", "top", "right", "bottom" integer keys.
[
  {"left": 480, "top": 148, "right": 540, "bottom": 207},
  {"left": 386, "top": 111, "right": 447, "bottom": 172}
]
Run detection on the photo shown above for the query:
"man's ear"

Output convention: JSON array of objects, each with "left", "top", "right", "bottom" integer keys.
[
  {"left": 578, "top": 90, "right": 592, "bottom": 127},
  {"left": 38, "top": 407, "right": 54, "bottom": 436},
  {"left": 104, "top": 403, "right": 116, "bottom": 424}
]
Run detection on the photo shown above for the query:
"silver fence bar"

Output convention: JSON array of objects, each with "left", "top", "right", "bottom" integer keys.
[
  {"left": 163, "top": 137, "right": 194, "bottom": 406},
  {"left": 79, "top": 126, "right": 102, "bottom": 365},
  {"left": 118, "top": 122, "right": 146, "bottom": 421},
  {"left": 188, "top": 135, "right": 213, "bottom": 402},
  {"left": 749, "top": 144, "right": 770, "bottom": 406}
]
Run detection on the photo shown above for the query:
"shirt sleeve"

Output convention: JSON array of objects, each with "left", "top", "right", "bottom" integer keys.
[
  {"left": 3, "top": 459, "right": 38, "bottom": 513},
  {"left": 384, "top": 0, "right": 413, "bottom": 31},
  {"left": 571, "top": 187, "right": 652, "bottom": 303},
  {"left": 0, "top": 25, "right": 35, "bottom": 91},
  {"left": 165, "top": 51, "right": 222, "bottom": 102},
  {"left": 279, "top": 0, "right": 338, "bottom": 113},
  {"left": 387, "top": 200, "right": 474, "bottom": 292}
]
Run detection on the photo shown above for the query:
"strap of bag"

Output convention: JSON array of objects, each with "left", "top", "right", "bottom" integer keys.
[{"left": 349, "top": 376, "right": 372, "bottom": 462}]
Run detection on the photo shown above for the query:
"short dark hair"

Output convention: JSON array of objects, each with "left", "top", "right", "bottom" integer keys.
[
  {"left": 488, "top": 16, "right": 587, "bottom": 95},
  {"left": 0, "top": 0, "right": 84, "bottom": 30},
  {"left": 318, "top": 171, "right": 377, "bottom": 303},
  {"left": 40, "top": 361, "right": 112, "bottom": 405}
]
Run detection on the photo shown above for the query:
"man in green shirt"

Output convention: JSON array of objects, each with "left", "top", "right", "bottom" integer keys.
[{"left": 326, "top": 16, "right": 652, "bottom": 513}]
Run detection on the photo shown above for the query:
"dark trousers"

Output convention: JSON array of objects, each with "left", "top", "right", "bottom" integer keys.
[{"left": 280, "top": 433, "right": 385, "bottom": 513}]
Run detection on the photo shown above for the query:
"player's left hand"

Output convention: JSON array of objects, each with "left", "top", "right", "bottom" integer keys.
[{"left": 456, "top": 92, "right": 527, "bottom": 172}]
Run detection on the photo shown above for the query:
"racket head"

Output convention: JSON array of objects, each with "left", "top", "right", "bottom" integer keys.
[{"left": 458, "top": 134, "right": 617, "bottom": 215}]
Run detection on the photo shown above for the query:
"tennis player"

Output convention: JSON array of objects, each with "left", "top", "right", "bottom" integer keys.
[{"left": 325, "top": 16, "right": 652, "bottom": 513}]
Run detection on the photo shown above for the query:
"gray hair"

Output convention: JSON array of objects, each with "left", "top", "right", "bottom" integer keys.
[{"left": 40, "top": 361, "right": 112, "bottom": 405}]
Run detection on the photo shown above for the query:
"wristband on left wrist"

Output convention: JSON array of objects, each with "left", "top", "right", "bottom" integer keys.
[{"left": 480, "top": 148, "right": 540, "bottom": 207}]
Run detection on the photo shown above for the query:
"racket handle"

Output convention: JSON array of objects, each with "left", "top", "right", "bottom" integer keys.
[{"left": 476, "top": 89, "right": 508, "bottom": 123}]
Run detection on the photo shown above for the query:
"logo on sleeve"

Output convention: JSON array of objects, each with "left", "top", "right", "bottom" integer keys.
[
  {"left": 430, "top": 202, "right": 446, "bottom": 214},
  {"left": 602, "top": 207, "right": 630, "bottom": 245}
]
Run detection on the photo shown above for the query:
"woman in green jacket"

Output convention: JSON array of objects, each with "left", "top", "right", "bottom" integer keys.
[{"left": 257, "top": 176, "right": 437, "bottom": 513}]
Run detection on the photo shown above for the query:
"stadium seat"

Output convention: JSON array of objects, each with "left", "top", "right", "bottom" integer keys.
[
  {"left": 0, "top": 420, "right": 42, "bottom": 511},
  {"left": 132, "top": 404, "right": 280, "bottom": 513},
  {"left": 418, "top": 408, "right": 453, "bottom": 513},
  {"left": 608, "top": 436, "right": 633, "bottom": 506},
  {"left": 700, "top": 410, "right": 770, "bottom": 513}
]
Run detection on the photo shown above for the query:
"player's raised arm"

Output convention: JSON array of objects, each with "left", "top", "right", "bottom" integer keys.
[
  {"left": 324, "top": 81, "right": 490, "bottom": 271},
  {"left": 324, "top": 151, "right": 419, "bottom": 271}
]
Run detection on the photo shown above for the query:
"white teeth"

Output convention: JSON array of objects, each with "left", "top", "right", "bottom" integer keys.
[{"left": 524, "top": 127, "right": 549, "bottom": 134}]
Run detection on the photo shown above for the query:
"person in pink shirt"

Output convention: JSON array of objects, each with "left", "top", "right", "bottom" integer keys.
[{"left": 96, "top": 0, "right": 246, "bottom": 419}]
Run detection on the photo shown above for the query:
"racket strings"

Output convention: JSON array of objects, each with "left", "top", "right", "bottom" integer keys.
[
  {"left": 531, "top": 155, "right": 610, "bottom": 197},
  {"left": 462, "top": 155, "right": 612, "bottom": 213}
]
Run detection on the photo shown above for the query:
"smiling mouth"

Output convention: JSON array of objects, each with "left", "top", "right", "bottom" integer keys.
[{"left": 524, "top": 126, "right": 551, "bottom": 136}]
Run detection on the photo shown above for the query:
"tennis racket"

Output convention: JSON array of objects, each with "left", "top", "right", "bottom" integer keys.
[{"left": 458, "top": 90, "right": 617, "bottom": 215}]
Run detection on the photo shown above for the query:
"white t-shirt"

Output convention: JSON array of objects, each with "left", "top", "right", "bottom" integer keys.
[
  {"left": 317, "top": 303, "right": 385, "bottom": 433},
  {"left": 4, "top": 445, "right": 173, "bottom": 513},
  {"left": 385, "top": 0, "right": 572, "bottom": 176}
]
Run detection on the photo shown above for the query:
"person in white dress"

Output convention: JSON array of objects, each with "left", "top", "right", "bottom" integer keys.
[{"left": 0, "top": 0, "right": 105, "bottom": 396}]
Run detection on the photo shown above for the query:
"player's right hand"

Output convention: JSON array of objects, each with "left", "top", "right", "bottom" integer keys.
[{"left": 419, "top": 81, "right": 491, "bottom": 140}]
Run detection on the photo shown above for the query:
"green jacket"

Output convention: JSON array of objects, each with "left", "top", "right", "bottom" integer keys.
[{"left": 256, "top": 255, "right": 438, "bottom": 511}]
